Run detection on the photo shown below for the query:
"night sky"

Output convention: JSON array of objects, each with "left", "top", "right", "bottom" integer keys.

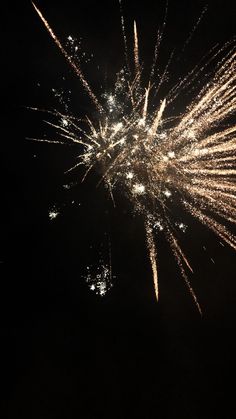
[{"left": 1, "top": 1, "right": 236, "bottom": 418}]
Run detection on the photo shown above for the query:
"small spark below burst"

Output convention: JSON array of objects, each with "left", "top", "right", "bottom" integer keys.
[
  {"left": 85, "top": 262, "right": 113, "bottom": 297},
  {"left": 49, "top": 209, "right": 60, "bottom": 220}
]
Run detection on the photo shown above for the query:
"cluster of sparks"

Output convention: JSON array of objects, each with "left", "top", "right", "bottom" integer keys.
[
  {"left": 31, "top": 2, "right": 236, "bottom": 313},
  {"left": 85, "top": 261, "right": 114, "bottom": 297}
]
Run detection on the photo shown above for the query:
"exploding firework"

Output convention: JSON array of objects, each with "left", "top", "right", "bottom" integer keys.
[{"left": 30, "top": 2, "right": 236, "bottom": 314}]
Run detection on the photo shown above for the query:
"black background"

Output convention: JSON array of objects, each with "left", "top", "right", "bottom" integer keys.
[{"left": 1, "top": 1, "right": 236, "bottom": 418}]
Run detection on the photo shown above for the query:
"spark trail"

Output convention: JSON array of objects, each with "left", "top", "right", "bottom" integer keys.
[
  {"left": 32, "top": 2, "right": 103, "bottom": 113},
  {"left": 31, "top": 2, "right": 236, "bottom": 313}
]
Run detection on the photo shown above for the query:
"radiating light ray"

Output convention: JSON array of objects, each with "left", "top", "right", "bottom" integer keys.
[
  {"left": 142, "top": 84, "right": 150, "bottom": 122},
  {"left": 183, "top": 202, "right": 236, "bottom": 252},
  {"left": 149, "top": 98, "right": 166, "bottom": 139},
  {"left": 133, "top": 20, "right": 140, "bottom": 80},
  {"left": 167, "top": 42, "right": 236, "bottom": 110},
  {"left": 149, "top": 29, "right": 163, "bottom": 83},
  {"left": 153, "top": 50, "right": 175, "bottom": 98},
  {"left": 180, "top": 5, "right": 208, "bottom": 54},
  {"left": 32, "top": 2, "right": 103, "bottom": 113},
  {"left": 32, "top": 4, "right": 236, "bottom": 312},
  {"left": 149, "top": 1, "right": 169, "bottom": 84},
  {"left": 119, "top": 0, "right": 130, "bottom": 74},
  {"left": 146, "top": 222, "right": 159, "bottom": 300},
  {"left": 166, "top": 225, "right": 202, "bottom": 315}
]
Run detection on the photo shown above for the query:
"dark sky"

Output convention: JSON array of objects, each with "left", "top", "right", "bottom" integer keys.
[{"left": 1, "top": 1, "right": 236, "bottom": 418}]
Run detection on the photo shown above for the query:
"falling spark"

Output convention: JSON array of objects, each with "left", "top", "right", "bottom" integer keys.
[
  {"left": 49, "top": 208, "right": 60, "bottom": 220},
  {"left": 31, "top": 3, "right": 236, "bottom": 314},
  {"left": 146, "top": 222, "right": 159, "bottom": 300},
  {"left": 85, "top": 260, "right": 114, "bottom": 297}
]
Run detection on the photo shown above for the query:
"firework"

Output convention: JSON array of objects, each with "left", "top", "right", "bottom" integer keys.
[{"left": 31, "top": 2, "right": 236, "bottom": 314}]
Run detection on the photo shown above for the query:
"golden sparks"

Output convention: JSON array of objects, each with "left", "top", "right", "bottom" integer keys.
[{"left": 31, "top": 3, "right": 236, "bottom": 313}]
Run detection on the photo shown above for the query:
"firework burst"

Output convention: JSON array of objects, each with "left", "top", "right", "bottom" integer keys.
[{"left": 31, "top": 2, "right": 236, "bottom": 314}]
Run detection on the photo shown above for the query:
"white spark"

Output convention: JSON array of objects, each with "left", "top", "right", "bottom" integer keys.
[
  {"left": 163, "top": 190, "right": 172, "bottom": 198},
  {"left": 49, "top": 210, "right": 59, "bottom": 220},
  {"left": 61, "top": 118, "right": 69, "bottom": 127},
  {"left": 126, "top": 171, "right": 134, "bottom": 179},
  {"left": 133, "top": 183, "right": 146, "bottom": 195}
]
